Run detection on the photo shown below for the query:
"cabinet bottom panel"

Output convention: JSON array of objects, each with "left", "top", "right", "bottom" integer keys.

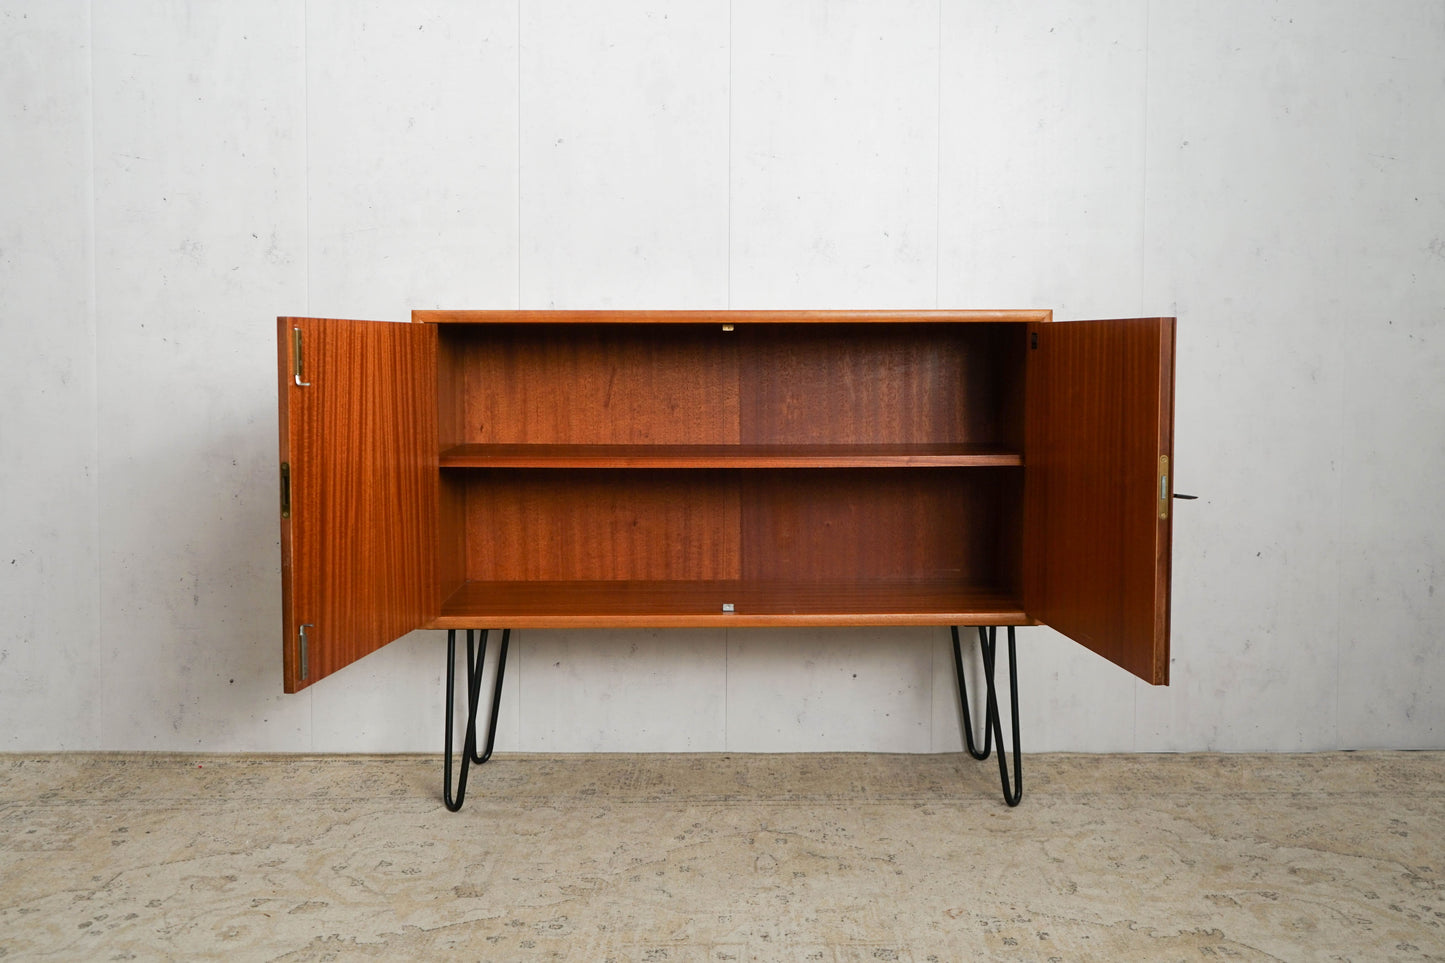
[{"left": 429, "top": 579, "right": 1031, "bottom": 629}]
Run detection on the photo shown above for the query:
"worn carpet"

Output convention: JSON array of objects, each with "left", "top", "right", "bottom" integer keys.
[{"left": 1, "top": 752, "right": 1442, "bottom": 961}]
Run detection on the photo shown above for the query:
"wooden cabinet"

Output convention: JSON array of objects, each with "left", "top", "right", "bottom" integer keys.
[{"left": 277, "top": 310, "right": 1174, "bottom": 695}]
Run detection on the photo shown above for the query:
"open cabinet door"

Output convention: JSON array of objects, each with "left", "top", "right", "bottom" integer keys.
[
  {"left": 278, "top": 317, "right": 438, "bottom": 693},
  {"left": 1024, "top": 317, "right": 1175, "bottom": 685}
]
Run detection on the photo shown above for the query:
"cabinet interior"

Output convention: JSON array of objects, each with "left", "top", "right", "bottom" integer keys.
[{"left": 432, "top": 321, "right": 1029, "bottom": 625}]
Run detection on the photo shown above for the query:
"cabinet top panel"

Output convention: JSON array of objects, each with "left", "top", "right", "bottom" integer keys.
[{"left": 412, "top": 309, "right": 1052, "bottom": 325}]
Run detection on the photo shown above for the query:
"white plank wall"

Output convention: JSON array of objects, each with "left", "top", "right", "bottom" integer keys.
[{"left": 1, "top": 0, "right": 1441, "bottom": 752}]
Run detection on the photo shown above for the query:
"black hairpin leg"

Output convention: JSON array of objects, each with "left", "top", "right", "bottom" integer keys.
[
  {"left": 951, "top": 625, "right": 1022, "bottom": 806},
  {"left": 443, "top": 628, "right": 511, "bottom": 812},
  {"left": 951, "top": 625, "right": 992, "bottom": 760}
]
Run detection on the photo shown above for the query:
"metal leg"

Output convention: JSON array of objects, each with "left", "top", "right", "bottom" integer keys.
[
  {"left": 469, "top": 629, "right": 510, "bottom": 766},
  {"left": 443, "top": 628, "right": 510, "bottom": 812},
  {"left": 985, "top": 626, "right": 1022, "bottom": 806},
  {"left": 950, "top": 625, "right": 993, "bottom": 760},
  {"left": 952, "top": 625, "right": 1023, "bottom": 806}
]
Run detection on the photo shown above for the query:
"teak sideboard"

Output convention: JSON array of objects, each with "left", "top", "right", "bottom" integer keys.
[{"left": 277, "top": 309, "right": 1176, "bottom": 808}]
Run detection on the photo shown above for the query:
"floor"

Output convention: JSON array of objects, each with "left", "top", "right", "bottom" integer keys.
[{"left": 0, "top": 752, "right": 1441, "bottom": 961}]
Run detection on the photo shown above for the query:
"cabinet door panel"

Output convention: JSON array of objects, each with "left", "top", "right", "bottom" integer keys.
[
  {"left": 278, "top": 317, "right": 438, "bottom": 692},
  {"left": 1024, "top": 317, "right": 1174, "bottom": 685}
]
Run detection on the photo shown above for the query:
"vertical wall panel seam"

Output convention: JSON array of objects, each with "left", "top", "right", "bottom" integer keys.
[
  {"left": 934, "top": 0, "right": 941, "bottom": 313},
  {"left": 1329, "top": 0, "right": 1348, "bottom": 746},
  {"left": 303, "top": 0, "right": 310, "bottom": 318},
  {"left": 85, "top": 0, "right": 101, "bottom": 750},
  {"left": 723, "top": 629, "right": 729, "bottom": 751},
  {"left": 1133, "top": 0, "right": 1153, "bottom": 752},
  {"left": 516, "top": 0, "right": 523, "bottom": 310},
  {"left": 303, "top": 0, "right": 315, "bottom": 749},
  {"left": 927, "top": 635, "right": 937, "bottom": 752},
  {"left": 1139, "top": 0, "right": 1150, "bottom": 321},
  {"left": 515, "top": 1, "right": 524, "bottom": 747},
  {"left": 723, "top": 0, "right": 732, "bottom": 749},
  {"left": 939, "top": 3, "right": 950, "bottom": 747}
]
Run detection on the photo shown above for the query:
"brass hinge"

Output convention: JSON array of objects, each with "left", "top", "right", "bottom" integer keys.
[
  {"left": 280, "top": 462, "right": 291, "bottom": 518},
  {"left": 292, "top": 327, "right": 310, "bottom": 386},
  {"left": 298, "top": 623, "right": 313, "bottom": 681},
  {"left": 1158, "top": 455, "right": 1170, "bottom": 520}
]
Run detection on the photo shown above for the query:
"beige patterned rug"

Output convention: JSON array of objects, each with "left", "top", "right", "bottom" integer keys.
[{"left": 1, "top": 752, "right": 1442, "bottom": 960}]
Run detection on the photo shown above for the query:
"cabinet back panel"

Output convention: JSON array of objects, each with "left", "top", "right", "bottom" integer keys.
[
  {"left": 445, "top": 325, "right": 741, "bottom": 445},
  {"left": 739, "top": 324, "right": 1025, "bottom": 448},
  {"left": 460, "top": 469, "right": 743, "bottom": 582},
  {"left": 438, "top": 322, "right": 1027, "bottom": 450},
  {"left": 740, "top": 468, "right": 1021, "bottom": 587},
  {"left": 455, "top": 467, "right": 1020, "bottom": 590}
]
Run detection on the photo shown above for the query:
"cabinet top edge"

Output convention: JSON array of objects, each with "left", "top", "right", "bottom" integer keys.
[{"left": 410, "top": 309, "right": 1054, "bottom": 325}]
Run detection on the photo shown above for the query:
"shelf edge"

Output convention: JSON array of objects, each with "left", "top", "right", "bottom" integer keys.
[{"left": 438, "top": 445, "right": 1023, "bottom": 470}]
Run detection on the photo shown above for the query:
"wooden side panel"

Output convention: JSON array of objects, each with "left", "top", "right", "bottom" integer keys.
[
  {"left": 435, "top": 322, "right": 465, "bottom": 451},
  {"left": 437, "top": 472, "right": 467, "bottom": 607},
  {"left": 435, "top": 331, "right": 467, "bottom": 604},
  {"left": 1024, "top": 317, "right": 1174, "bottom": 685},
  {"left": 278, "top": 317, "right": 438, "bottom": 693}
]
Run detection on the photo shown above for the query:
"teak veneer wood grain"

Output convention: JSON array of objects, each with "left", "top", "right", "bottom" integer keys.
[
  {"left": 461, "top": 468, "right": 743, "bottom": 583},
  {"left": 415, "top": 309, "right": 1053, "bottom": 325},
  {"left": 438, "top": 443, "right": 1022, "bottom": 468},
  {"left": 442, "top": 324, "right": 740, "bottom": 447},
  {"left": 438, "top": 322, "right": 1027, "bottom": 450},
  {"left": 453, "top": 467, "right": 1019, "bottom": 587},
  {"left": 736, "top": 324, "right": 1024, "bottom": 448},
  {"left": 429, "top": 580, "right": 1031, "bottom": 629},
  {"left": 1025, "top": 317, "right": 1174, "bottom": 685},
  {"left": 278, "top": 317, "right": 438, "bottom": 693},
  {"left": 279, "top": 308, "right": 1174, "bottom": 691}
]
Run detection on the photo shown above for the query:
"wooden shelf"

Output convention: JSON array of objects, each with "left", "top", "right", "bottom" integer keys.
[
  {"left": 429, "top": 579, "right": 1031, "bottom": 629},
  {"left": 439, "top": 443, "right": 1022, "bottom": 469}
]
